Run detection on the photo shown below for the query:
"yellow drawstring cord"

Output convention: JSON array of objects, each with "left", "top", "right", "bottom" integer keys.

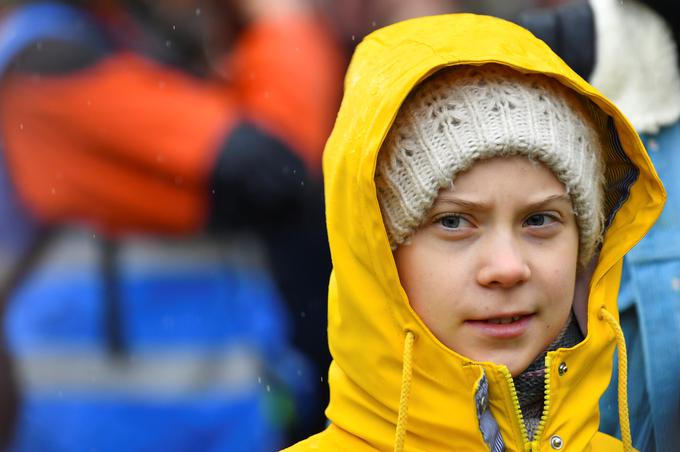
[
  {"left": 394, "top": 330, "right": 415, "bottom": 452},
  {"left": 598, "top": 307, "right": 633, "bottom": 452}
]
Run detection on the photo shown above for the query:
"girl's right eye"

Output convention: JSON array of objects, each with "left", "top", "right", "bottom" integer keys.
[{"left": 436, "top": 214, "right": 470, "bottom": 230}]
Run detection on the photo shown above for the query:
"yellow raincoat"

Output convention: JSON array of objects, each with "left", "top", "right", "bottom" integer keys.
[{"left": 286, "top": 14, "right": 664, "bottom": 452}]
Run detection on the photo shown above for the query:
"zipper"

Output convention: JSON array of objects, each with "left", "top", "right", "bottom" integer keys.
[
  {"left": 498, "top": 366, "right": 530, "bottom": 449},
  {"left": 533, "top": 354, "right": 552, "bottom": 443}
]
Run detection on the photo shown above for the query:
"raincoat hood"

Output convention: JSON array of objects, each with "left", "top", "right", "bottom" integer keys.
[{"left": 289, "top": 13, "right": 664, "bottom": 452}]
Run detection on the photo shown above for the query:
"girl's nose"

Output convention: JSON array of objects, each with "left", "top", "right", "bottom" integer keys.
[{"left": 476, "top": 236, "right": 531, "bottom": 288}]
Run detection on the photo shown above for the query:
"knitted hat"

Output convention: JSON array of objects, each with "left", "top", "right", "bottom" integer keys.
[{"left": 375, "top": 64, "right": 605, "bottom": 264}]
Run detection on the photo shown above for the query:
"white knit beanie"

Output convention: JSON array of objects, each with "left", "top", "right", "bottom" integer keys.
[{"left": 375, "top": 64, "right": 605, "bottom": 264}]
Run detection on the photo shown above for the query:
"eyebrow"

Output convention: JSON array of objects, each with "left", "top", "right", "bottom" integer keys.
[
  {"left": 524, "top": 193, "right": 572, "bottom": 211},
  {"left": 433, "top": 196, "right": 490, "bottom": 211}
]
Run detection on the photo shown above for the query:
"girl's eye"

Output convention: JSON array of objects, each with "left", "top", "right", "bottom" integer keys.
[
  {"left": 524, "top": 213, "right": 558, "bottom": 227},
  {"left": 437, "top": 214, "right": 470, "bottom": 229}
]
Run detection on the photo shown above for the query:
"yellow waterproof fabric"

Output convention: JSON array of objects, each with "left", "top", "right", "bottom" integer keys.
[{"left": 286, "top": 14, "right": 664, "bottom": 452}]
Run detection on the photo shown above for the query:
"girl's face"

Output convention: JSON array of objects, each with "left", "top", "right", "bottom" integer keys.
[{"left": 394, "top": 156, "right": 579, "bottom": 376}]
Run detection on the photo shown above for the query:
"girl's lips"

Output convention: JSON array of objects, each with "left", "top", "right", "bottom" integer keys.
[{"left": 465, "top": 314, "right": 534, "bottom": 339}]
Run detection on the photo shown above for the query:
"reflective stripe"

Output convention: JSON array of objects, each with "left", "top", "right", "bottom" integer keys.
[
  {"left": 31, "top": 228, "right": 269, "bottom": 275},
  {"left": 16, "top": 345, "right": 264, "bottom": 400}
]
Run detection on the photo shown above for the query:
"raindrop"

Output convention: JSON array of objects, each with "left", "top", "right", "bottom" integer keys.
[
  {"left": 672, "top": 277, "right": 680, "bottom": 292},
  {"left": 648, "top": 139, "right": 659, "bottom": 152},
  {"left": 195, "top": 8, "right": 202, "bottom": 16}
]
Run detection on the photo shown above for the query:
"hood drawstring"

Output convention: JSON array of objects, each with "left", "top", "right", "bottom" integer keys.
[
  {"left": 394, "top": 330, "right": 415, "bottom": 452},
  {"left": 598, "top": 307, "right": 633, "bottom": 452}
]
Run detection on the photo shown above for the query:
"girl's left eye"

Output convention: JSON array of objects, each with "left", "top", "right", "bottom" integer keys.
[{"left": 524, "top": 213, "right": 558, "bottom": 227}]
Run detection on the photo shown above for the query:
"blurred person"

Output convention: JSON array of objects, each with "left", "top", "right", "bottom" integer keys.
[
  {"left": 0, "top": 0, "right": 343, "bottom": 450},
  {"left": 318, "top": 0, "right": 565, "bottom": 60},
  {"left": 517, "top": 1, "right": 680, "bottom": 450},
  {"left": 319, "top": 0, "right": 457, "bottom": 55},
  {"left": 465, "top": 0, "right": 550, "bottom": 20}
]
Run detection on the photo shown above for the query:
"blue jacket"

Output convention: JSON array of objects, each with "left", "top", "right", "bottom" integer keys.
[{"left": 600, "top": 121, "right": 680, "bottom": 452}]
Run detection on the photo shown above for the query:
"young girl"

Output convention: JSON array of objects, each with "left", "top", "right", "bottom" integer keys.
[{"left": 286, "top": 13, "right": 663, "bottom": 452}]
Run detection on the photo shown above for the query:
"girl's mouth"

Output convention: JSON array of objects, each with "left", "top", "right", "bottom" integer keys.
[
  {"left": 486, "top": 315, "right": 523, "bottom": 324},
  {"left": 465, "top": 314, "right": 534, "bottom": 339}
]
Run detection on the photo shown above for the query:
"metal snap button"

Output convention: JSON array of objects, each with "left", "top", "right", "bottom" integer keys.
[
  {"left": 550, "top": 435, "right": 564, "bottom": 450},
  {"left": 558, "top": 362, "right": 568, "bottom": 376}
]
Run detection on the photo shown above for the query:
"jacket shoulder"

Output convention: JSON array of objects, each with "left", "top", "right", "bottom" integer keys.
[
  {"left": 0, "top": 3, "right": 111, "bottom": 75},
  {"left": 281, "top": 424, "right": 376, "bottom": 451}
]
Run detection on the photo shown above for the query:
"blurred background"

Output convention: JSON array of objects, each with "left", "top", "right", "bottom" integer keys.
[{"left": 0, "top": 1, "right": 603, "bottom": 451}]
